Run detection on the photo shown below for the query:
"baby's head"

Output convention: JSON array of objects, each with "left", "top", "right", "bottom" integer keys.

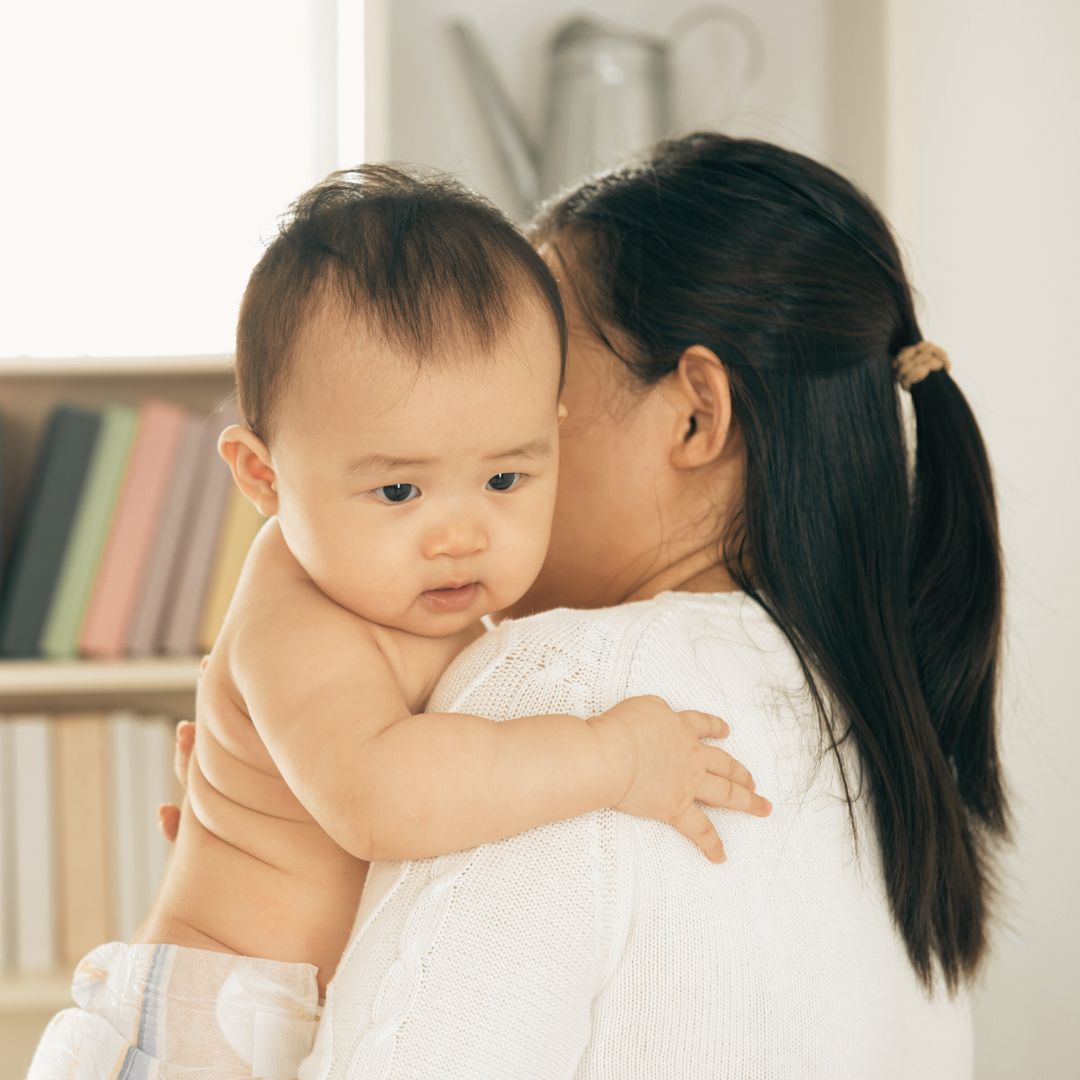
[{"left": 219, "top": 164, "right": 568, "bottom": 636}]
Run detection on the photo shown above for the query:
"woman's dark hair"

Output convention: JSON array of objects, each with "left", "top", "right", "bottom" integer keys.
[
  {"left": 532, "top": 131, "right": 1007, "bottom": 993},
  {"left": 236, "top": 163, "right": 567, "bottom": 444}
]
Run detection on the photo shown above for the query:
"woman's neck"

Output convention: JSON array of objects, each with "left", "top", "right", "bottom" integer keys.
[{"left": 622, "top": 548, "right": 741, "bottom": 603}]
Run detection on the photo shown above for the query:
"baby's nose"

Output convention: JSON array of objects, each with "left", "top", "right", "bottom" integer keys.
[{"left": 423, "top": 518, "right": 488, "bottom": 559}]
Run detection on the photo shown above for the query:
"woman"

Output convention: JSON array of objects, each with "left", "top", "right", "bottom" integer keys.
[{"left": 182, "top": 131, "right": 1006, "bottom": 1078}]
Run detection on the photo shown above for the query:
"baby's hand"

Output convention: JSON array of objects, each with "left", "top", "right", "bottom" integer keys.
[
  {"left": 588, "top": 695, "right": 771, "bottom": 863},
  {"left": 156, "top": 655, "right": 206, "bottom": 843}
]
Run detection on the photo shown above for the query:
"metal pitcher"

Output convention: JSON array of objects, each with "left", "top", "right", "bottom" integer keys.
[{"left": 447, "top": 6, "right": 765, "bottom": 218}]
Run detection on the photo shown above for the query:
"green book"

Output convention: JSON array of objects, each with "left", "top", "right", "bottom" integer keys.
[
  {"left": 0, "top": 405, "right": 101, "bottom": 656},
  {"left": 39, "top": 402, "right": 138, "bottom": 659}
]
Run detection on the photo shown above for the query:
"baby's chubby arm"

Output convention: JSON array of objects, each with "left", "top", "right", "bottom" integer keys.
[
  {"left": 234, "top": 571, "right": 768, "bottom": 864},
  {"left": 228, "top": 524, "right": 768, "bottom": 864}
]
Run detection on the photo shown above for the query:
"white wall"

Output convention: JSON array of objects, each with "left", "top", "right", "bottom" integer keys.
[
  {"left": 883, "top": 1, "right": 1080, "bottom": 1075},
  {"left": 385, "top": 0, "right": 836, "bottom": 218}
]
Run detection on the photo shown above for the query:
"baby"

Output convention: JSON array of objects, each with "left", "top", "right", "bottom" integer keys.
[{"left": 29, "top": 165, "right": 768, "bottom": 1079}]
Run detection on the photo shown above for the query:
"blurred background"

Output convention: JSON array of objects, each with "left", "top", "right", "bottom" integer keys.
[{"left": 0, "top": 0, "right": 1076, "bottom": 1074}]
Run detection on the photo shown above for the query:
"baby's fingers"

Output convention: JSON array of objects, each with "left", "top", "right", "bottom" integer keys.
[
  {"left": 697, "top": 772, "right": 772, "bottom": 817},
  {"left": 673, "top": 804, "right": 727, "bottom": 864},
  {"left": 174, "top": 720, "right": 195, "bottom": 788},
  {"left": 678, "top": 709, "right": 730, "bottom": 740},
  {"left": 704, "top": 745, "right": 756, "bottom": 791},
  {"left": 157, "top": 802, "right": 181, "bottom": 843}
]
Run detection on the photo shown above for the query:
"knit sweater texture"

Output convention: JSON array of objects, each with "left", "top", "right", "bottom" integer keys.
[{"left": 299, "top": 589, "right": 973, "bottom": 1079}]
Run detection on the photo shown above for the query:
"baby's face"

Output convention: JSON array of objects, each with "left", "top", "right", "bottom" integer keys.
[{"left": 269, "top": 296, "right": 563, "bottom": 636}]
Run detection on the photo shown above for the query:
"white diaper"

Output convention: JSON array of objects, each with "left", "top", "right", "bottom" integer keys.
[{"left": 27, "top": 941, "right": 321, "bottom": 1079}]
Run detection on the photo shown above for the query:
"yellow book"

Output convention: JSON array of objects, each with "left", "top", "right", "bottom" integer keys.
[{"left": 196, "top": 489, "right": 266, "bottom": 653}]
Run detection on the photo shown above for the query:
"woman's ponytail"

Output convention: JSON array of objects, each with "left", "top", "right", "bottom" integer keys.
[{"left": 909, "top": 368, "right": 1007, "bottom": 833}]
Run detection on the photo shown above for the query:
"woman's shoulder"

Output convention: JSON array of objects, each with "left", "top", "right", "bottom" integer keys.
[
  {"left": 428, "top": 590, "right": 785, "bottom": 717},
  {"left": 499, "top": 589, "right": 784, "bottom": 664}
]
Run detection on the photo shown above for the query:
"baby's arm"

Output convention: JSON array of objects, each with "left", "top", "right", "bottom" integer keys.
[{"left": 231, "top": 569, "right": 766, "bottom": 865}]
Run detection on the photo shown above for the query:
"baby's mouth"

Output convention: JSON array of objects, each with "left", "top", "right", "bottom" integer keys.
[{"left": 420, "top": 581, "right": 480, "bottom": 610}]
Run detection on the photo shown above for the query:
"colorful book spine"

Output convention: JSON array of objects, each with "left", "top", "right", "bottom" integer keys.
[
  {"left": 161, "top": 404, "right": 238, "bottom": 655},
  {"left": 10, "top": 715, "right": 56, "bottom": 973},
  {"left": 53, "top": 714, "right": 112, "bottom": 967},
  {"left": 197, "top": 487, "right": 266, "bottom": 653},
  {"left": 39, "top": 403, "right": 138, "bottom": 659},
  {"left": 79, "top": 399, "right": 192, "bottom": 658},
  {"left": 0, "top": 406, "right": 101, "bottom": 657},
  {"left": 126, "top": 413, "right": 207, "bottom": 656}
]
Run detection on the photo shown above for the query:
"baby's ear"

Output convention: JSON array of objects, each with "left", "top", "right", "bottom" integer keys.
[
  {"left": 217, "top": 424, "right": 279, "bottom": 517},
  {"left": 557, "top": 401, "right": 569, "bottom": 423}
]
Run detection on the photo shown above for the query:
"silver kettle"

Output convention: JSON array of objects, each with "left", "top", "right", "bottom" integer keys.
[{"left": 447, "top": 7, "right": 764, "bottom": 219}]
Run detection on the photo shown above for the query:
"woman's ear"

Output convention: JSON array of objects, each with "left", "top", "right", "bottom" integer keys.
[
  {"left": 218, "top": 424, "right": 279, "bottom": 516},
  {"left": 667, "top": 345, "right": 736, "bottom": 471}
]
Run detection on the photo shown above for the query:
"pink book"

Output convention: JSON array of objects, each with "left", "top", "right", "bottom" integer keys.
[{"left": 79, "top": 399, "right": 191, "bottom": 657}]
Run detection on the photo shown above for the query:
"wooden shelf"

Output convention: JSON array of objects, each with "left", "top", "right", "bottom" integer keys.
[
  {"left": 0, "top": 973, "right": 71, "bottom": 1013},
  {"left": 0, "top": 354, "right": 234, "bottom": 377},
  {"left": 0, "top": 659, "right": 200, "bottom": 716}
]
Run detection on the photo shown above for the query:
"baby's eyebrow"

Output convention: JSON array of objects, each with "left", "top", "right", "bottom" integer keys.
[
  {"left": 344, "top": 437, "right": 552, "bottom": 476},
  {"left": 485, "top": 437, "right": 553, "bottom": 462}
]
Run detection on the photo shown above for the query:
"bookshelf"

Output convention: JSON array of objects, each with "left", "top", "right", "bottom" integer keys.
[
  {"left": 0, "top": 356, "right": 234, "bottom": 1064},
  {"left": 0, "top": 658, "right": 203, "bottom": 715}
]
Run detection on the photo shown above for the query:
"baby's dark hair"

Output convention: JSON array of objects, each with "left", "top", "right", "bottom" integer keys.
[{"left": 235, "top": 163, "right": 567, "bottom": 444}]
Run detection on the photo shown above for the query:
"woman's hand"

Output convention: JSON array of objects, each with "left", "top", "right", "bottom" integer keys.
[{"left": 588, "top": 695, "right": 771, "bottom": 863}]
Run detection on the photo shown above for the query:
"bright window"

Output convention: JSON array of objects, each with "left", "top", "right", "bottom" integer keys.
[{"left": 0, "top": 0, "right": 366, "bottom": 358}]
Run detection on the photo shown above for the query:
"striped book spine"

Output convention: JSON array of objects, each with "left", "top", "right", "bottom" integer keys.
[
  {"left": 161, "top": 404, "right": 238, "bottom": 655},
  {"left": 126, "top": 413, "right": 206, "bottom": 656},
  {"left": 197, "top": 487, "right": 266, "bottom": 653},
  {"left": 80, "top": 399, "right": 192, "bottom": 658},
  {"left": 40, "top": 403, "right": 138, "bottom": 659},
  {"left": 0, "top": 406, "right": 101, "bottom": 656}
]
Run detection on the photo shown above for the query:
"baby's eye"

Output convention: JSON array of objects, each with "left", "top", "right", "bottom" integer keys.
[
  {"left": 372, "top": 483, "right": 419, "bottom": 504},
  {"left": 487, "top": 472, "right": 524, "bottom": 492}
]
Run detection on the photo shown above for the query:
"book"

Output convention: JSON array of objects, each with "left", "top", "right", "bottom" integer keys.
[
  {"left": 161, "top": 403, "right": 238, "bottom": 656},
  {"left": 0, "top": 406, "right": 101, "bottom": 657},
  {"left": 39, "top": 403, "right": 139, "bottom": 659},
  {"left": 10, "top": 714, "right": 56, "bottom": 973},
  {"left": 0, "top": 410, "right": 6, "bottom": 588},
  {"left": 0, "top": 718, "right": 12, "bottom": 973},
  {"left": 53, "top": 713, "right": 112, "bottom": 967},
  {"left": 80, "top": 399, "right": 193, "bottom": 658},
  {"left": 107, "top": 711, "right": 145, "bottom": 941},
  {"left": 139, "top": 717, "right": 176, "bottom": 912},
  {"left": 126, "top": 412, "right": 207, "bottom": 656},
  {"left": 197, "top": 487, "right": 266, "bottom": 653}
]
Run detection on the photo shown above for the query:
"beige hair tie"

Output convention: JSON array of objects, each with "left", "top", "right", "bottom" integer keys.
[{"left": 893, "top": 341, "right": 951, "bottom": 390}]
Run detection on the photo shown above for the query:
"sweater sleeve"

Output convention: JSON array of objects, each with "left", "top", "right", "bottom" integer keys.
[
  {"left": 299, "top": 809, "right": 637, "bottom": 1080},
  {"left": 298, "top": 610, "right": 647, "bottom": 1080}
]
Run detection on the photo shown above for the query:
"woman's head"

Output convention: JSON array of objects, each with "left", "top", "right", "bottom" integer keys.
[{"left": 523, "top": 131, "right": 1007, "bottom": 993}]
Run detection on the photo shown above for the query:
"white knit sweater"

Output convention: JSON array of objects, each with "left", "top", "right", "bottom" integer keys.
[{"left": 299, "top": 590, "right": 973, "bottom": 1079}]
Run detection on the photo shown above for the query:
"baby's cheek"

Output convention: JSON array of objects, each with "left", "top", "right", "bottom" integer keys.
[{"left": 503, "top": 526, "right": 550, "bottom": 592}]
